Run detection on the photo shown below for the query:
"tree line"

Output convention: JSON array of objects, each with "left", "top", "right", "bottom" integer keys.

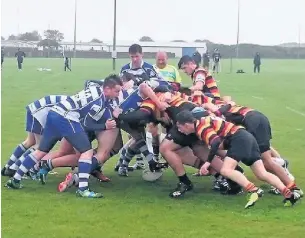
[{"left": 2, "top": 32, "right": 304, "bottom": 59}]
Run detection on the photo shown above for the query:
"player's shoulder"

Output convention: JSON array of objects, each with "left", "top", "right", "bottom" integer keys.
[
  {"left": 142, "top": 61, "right": 154, "bottom": 68},
  {"left": 120, "top": 63, "right": 131, "bottom": 71}
]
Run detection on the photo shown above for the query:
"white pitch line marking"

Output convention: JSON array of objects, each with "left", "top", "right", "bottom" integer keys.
[
  {"left": 251, "top": 96, "right": 264, "bottom": 100},
  {"left": 286, "top": 106, "right": 305, "bottom": 117}
]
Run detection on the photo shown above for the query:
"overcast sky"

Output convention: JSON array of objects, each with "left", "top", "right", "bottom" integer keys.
[{"left": 1, "top": 0, "right": 304, "bottom": 45}]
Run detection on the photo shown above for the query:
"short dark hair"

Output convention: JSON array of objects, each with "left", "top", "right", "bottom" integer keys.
[
  {"left": 176, "top": 110, "right": 196, "bottom": 124},
  {"left": 129, "top": 44, "right": 142, "bottom": 54},
  {"left": 120, "top": 72, "right": 136, "bottom": 82},
  {"left": 178, "top": 55, "right": 194, "bottom": 69},
  {"left": 103, "top": 74, "right": 123, "bottom": 88}
]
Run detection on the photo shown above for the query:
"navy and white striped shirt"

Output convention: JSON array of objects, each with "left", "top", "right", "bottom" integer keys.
[
  {"left": 26, "top": 95, "right": 68, "bottom": 114},
  {"left": 53, "top": 86, "right": 106, "bottom": 121}
]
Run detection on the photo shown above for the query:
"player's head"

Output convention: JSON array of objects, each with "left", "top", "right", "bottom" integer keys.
[
  {"left": 103, "top": 74, "right": 123, "bottom": 99},
  {"left": 178, "top": 55, "right": 197, "bottom": 75},
  {"left": 155, "top": 51, "right": 168, "bottom": 69},
  {"left": 176, "top": 110, "right": 197, "bottom": 135},
  {"left": 129, "top": 44, "right": 143, "bottom": 68},
  {"left": 120, "top": 72, "right": 136, "bottom": 90}
]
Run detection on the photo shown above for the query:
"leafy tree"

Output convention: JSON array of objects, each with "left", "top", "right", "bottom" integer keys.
[
  {"left": 90, "top": 38, "right": 103, "bottom": 43},
  {"left": 44, "top": 29, "right": 64, "bottom": 42},
  {"left": 18, "top": 31, "right": 41, "bottom": 41},
  {"left": 8, "top": 35, "right": 18, "bottom": 40},
  {"left": 171, "top": 39, "right": 186, "bottom": 42},
  {"left": 37, "top": 39, "right": 60, "bottom": 50},
  {"left": 139, "top": 36, "right": 154, "bottom": 42}
]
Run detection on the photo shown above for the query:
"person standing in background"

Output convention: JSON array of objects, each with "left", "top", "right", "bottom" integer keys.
[
  {"left": 253, "top": 52, "right": 261, "bottom": 73},
  {"left": 203, "top": 51, "right": 210, "bottom": 70},
  {"left": 192, "top": 50, "right": 202, "bottom": 66},
  {"left": 64, "top": 57, "right": 71, "bottom": 71},
  {"left": 212, "top": 48, "right": 221, "bottom": 73},
  {"left": 15, "top": 48, "right": 26, "bottom": 70},
  {"left": 1, "top": 47, "right": 4, "bottom": 69}
]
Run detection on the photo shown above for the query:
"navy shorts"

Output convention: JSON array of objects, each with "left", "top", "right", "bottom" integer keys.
[
  {"left": 25, "top": 109, "right": 43, "bottom": 135},
  {"left": 39, "top": 110, "right": 91, "bottom": 153}
]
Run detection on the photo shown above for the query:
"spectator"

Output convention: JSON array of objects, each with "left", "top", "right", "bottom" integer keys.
[
  {"left": 253, "top": 52, "right": 261, "bottom": 73},
  {"left": 203, "top": 51, "right": 210, "bottom": 70},
  {"left": 192, "top": 50, "right": 202, "bottom": 66},
  {"left": 15, "top": 48, "right": 26, "bottom": 70}
]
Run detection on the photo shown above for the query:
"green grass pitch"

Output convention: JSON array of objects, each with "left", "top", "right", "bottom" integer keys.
[{"left": 1, "top": 58, "right": 305, "bottom": 238}]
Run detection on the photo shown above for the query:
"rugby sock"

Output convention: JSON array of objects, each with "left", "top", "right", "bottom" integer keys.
[
  {"left": 10, "top": 148, "right": 35, "bottom": 171},
  {"left": 281, "top": 187, "right": 292, "bottom": 198},
  {"left": 287, "top": 182, "right": 297, "bottom": 190},
  {"left": 78, "top": 159, "right": 92, "bottom": 191},
  {"left": 47, "top": 159, "right": 54, "bottom": 170},
  {"left": 122, "top": 147, "right": 137, "bottom": 167},
  {"left": 5, "top": 144, "right": 27, "bottom": 168},
  {"left": 13, "top": 153, "right": 38, "bottom": 182},
  {"left": 91, "top": 156, "right": 99, "bottom": 171},
  {"left": 135, "top": 139, "right": 153, "bottom": 162},
  {"left": 152, "top": 135, "right": 160, "bottom": 160},
  {"left": 117, "top": 145, "right": 128, "bottom": 167},
  {"left": 135, "top": 154, "right": 144, "bottom": 162},
  {"left": 245, "top": 182, "right": 258, "bottom": 192},
  {"left": 178, "top": 174, "right": 192, "bottom": 185}
]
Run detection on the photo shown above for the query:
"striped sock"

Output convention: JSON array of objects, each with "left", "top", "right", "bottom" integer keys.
[
  {"left": 281, "top": 187, "right": 292, "bottom": 198},
  {"left": 78, "top": 159, "right": 92, "bottom": 191},
  {"left": 122, "top": 147, "right": 137, "bottom": 167},
  {"left": 10, "top": 148, "right": 35, "bottom": 171},
  {"left": 5, "top": 144, "right": 27, "bottom": 168},
  {"left": 152, "top": 135, "right": 160, "bottom": 159},
  {"left": 13, "top": 153, "right": 38, "bottom": 182},
  {"left": 287, "top": 182, "right": 296, "bottom": 190},
  {"left": 245, "top": 182, "right": 258, "bottom": 192},
  {"left": 135, "top": 139, "right": 153, "bottom": 162}
]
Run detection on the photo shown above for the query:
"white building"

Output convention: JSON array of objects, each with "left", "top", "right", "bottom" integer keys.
[{"left": 103, "top": 40, "right": 207, "bottom": 57}]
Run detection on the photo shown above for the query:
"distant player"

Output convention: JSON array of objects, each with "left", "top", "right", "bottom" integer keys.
[
  {"left": 192, "top": 50, "right": 202, "bottom": 66},
  {"left": 1, "top": 47, "right": 4, "bottom": 68},
  {"left": 15, "top": 48, "right": 26, "bottom": 70},
  {"left": 64, "top": 57, "right": 71, "bottom": 71},
  {"left": 212, "top": 48, "right": 221, "bottom": 73}
]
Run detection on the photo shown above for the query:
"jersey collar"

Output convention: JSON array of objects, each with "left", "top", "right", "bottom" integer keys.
[{"left": 129, "top": 61, "right": 144, "bottom": 69}]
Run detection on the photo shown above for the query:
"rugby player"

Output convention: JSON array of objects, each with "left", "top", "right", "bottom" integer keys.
[
  {"left": 1, "top": 95, "right": 68, "bottom": 178},
  {"left": 120, "top": 44, "right": 162, "bottom": 169},
  {"left": 178, "top": 55, "right": 220, "bottom": 99},
  {"left": 176, "top": 111, "right": 301, "bottom": 208},
  {"left": 204, "top": 102, "right": 303, "bottom": 196},
  {"left": 5, "top": 75, "right": 123, "bottom": 198}
]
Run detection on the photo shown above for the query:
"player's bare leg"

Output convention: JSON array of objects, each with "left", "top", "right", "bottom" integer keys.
[
  {"left": 250, "top": 160, "right": 301, "bottom": 206},
  {"left": 160, "top": 139, "right": 193, "bottom": 198}
]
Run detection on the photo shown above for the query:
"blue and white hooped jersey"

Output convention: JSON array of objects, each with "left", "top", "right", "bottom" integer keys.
[
  {"left": 110, "top": 88, "right": 143, "bottom": 114},
  {"left": 26, "top": 95, "right": 68, "bottom": 127},
  {"left": 120, "top": 61, "right": 163, "bottom": 82},
  {"left": 52, "top": 86, "right": 105, "bottom": 122},
  {"left": 84, "top": 79, "right": 104, "bottom": 89}
]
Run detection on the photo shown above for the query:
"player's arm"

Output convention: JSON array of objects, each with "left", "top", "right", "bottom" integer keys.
[
  {"left": 82, "top": 104, "right": 111, "bottom": 131},
  {"left": 138, "top": 83, "right": 169, "bottom": 111},
  {"left": 190, "top": 72, "right": 205, "bottom": 92}
]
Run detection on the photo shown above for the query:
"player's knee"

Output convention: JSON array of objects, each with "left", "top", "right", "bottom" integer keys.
[{"left": 220, "top": 167, "right": 232, "bottom": 178}]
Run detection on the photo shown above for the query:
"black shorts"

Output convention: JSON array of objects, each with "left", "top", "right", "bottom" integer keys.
[
  {"left": 226, "top": 129, "right": 261, "bottom": 166},
  {"left": 165, "top": 125, "right": 199, "bottom": 147},
  {"left": 244, "top": 111, "right": 272, "bottom": 153}
]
